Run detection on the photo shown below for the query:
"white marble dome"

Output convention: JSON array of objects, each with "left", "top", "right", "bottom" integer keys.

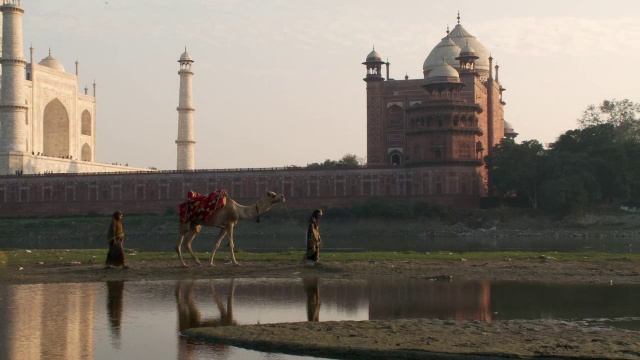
[
  {"left": 179, "top": 50, "right": 193, "bottom": 62},
  {"left": 38, "top": 53, "right": 65, "bottom": 72}
]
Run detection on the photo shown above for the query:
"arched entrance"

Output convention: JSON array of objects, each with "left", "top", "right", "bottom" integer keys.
[{"left": 43, "top": 99, "right": 70, "bottom": 157}]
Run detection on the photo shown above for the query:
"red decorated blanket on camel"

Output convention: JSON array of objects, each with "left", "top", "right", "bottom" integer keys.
[{"left": 179, "top": 189, "right": 228, "bottom": 223}]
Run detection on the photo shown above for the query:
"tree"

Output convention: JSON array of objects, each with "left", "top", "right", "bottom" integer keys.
[
  {"left": 549, "top": 124, "right": 631, "bottom": 204},
  {"left": 484, "top": 139, "right": 545, "bottom": 208},
  {"left": 339, "top": 154, "right": 363, "bottom": 167},
  {"left": 538, "top": 152, "right": 600, "bottom": 215},
  {"left": 577, "top": 99, "right": 640, "bottom": 142},
  {"left": 307, "top": 154, "right": 363, "bottom": 168}
]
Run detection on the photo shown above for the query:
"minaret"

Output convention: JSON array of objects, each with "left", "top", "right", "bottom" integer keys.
[
  {"left": 362, "top": 47, "right": 385, "bottom": 167},
  {"left": 176, "top": 48, "right": 195, "bottom": 171},
  {"left": 487, "top": 54, "right": 495, "bottom": 150},
  {"left": 0, "top": 0, "right": 27, "bottom": 160}
]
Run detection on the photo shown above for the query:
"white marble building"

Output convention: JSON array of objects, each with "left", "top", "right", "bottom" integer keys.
[{"left": 0, "top": 0, "right": 150, "bottom": 175}]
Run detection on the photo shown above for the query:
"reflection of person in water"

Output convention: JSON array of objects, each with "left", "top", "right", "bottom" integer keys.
[
  {"left": 303, "top": 277, "right": 321, "bottom": 322},
  {"left": 106, "top": 280, "right": 124, "bottom": 347}
]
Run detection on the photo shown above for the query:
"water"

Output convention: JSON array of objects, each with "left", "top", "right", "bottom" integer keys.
[{"left": 0, "top": 278, "right": 638, "bottom": 360}]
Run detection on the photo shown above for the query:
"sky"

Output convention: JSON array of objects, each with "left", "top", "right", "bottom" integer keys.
[{"left": 21, "top": 0, "right": 640, "bottom": 170}]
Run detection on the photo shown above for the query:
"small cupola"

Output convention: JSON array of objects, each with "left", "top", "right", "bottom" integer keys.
[
  {"left": 38, "top": 49, "right": 65, "bottom": 72},
  {"left": 362, "top": 46, "right": 386, "bottom": 81}
]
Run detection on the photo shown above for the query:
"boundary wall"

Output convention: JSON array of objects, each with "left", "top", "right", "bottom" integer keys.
[{"left": 0, "top": 166, "right": 481, "bottom": 217}]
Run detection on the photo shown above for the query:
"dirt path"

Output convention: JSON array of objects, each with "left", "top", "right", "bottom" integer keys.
[
  {"left": 2, "top": 257, "right": 639, "bottom": 285},
  {"left": 2, "top": 257, "right": 640, "bottom": 359}
]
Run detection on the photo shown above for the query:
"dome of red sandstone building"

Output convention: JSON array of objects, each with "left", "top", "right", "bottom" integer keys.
[
  {"left": 366, "top": 48, "right": 382, "bottom": 62},
  {"left": 425, "top": 58, "right": 460, "bottom": 84},
  {"left": 423, "top": 21, "right": 490, "bottom": 77}
]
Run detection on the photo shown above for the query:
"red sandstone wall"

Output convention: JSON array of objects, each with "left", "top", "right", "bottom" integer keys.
[{"left": 0, "top": 167, "right": 480, "bottom": 217}]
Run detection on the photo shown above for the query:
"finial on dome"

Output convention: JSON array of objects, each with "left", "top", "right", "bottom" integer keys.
[
  {"left": 457, "top": 11, "right": 460, "bottom": 24},
  {"left": 48, "top": 48, "right": 51, "bottom": 56},
  {"left": 405, "top": 72, "right": 409, "bottom": 80},
  {"left": 446, "top": 25, "right": 449, "bottom": 34}
]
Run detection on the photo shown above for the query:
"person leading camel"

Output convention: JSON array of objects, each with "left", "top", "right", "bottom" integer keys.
[
  {"left": 301, "top": 209, "right": 323, "bottom": 265},
  {"left": 105, "top": 210, "right": 129, "bottom": 269}
]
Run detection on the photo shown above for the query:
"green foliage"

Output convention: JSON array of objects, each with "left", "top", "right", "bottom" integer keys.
[
  {"left": 488, "top": 99, "right": 640, "bottom": 216},
  {"left": 578, "top": 99, "right": 640, "bottom": 142},
  {"left": 351, "top": 197, "right": 405, "bottom": 219},
  {"left": 410, "top": 201, "right": 446, "bottom": 219},
  {"left": 165, "top": 206, "right": 178, "bottom": 216},
  {"left": 350, "top": 198, "right": 446, "bottom": 220},
  {"left": 484, "top": 138, "right": 544, "bottom": 208},
  {"left": 307, "top": 153, "right": 363, "bottom": 168}
]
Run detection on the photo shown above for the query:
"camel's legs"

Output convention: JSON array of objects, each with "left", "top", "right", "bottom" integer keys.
[
  {"left": 227, "top": 224, "right": 240, "bottom": 266},
  {"left": 176, "top": 232, "right": 188, "bottom": 267},
  {"left": 183, "top": 229, "right": 202, "bottom": 266},
  {"left": 178, "top": 228, "right": 202, "bottom": 267},
  {"left": 209, "top": 228, "right": 228, "bottom": 266}
]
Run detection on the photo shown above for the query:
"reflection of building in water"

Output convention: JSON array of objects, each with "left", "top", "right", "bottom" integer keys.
[
  {"left": 368, "top": 279, "right": 492, "bottom": 321},
  {"left": 303, "top": 277, "right": 321, "bottom": 322},
  {"left": 1, "top": 283, "right": 96, "bottom": 360}
]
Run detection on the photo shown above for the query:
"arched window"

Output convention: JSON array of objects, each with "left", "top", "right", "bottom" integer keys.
[
  {"left": 81, "top": 110, "right": 92, "bottom": 136},
  {"left": 81, "top": 143, "right": 92, "bottom": 161},
  {"left": 390, "top": 153, "right": 401, "bottom": 165}
]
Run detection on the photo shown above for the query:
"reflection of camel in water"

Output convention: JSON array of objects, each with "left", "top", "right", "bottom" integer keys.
[
  {"left": 176, "top": 191, "right": 286, "bottom": 267},
  {"left": 175, "top": 279, "right": 238, "bottom": 332},
  {"left": 303, "top": 277, "right": 321, "bottom": 322}
]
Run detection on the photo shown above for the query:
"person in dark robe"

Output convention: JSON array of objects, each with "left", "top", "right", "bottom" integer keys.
[
  {"left": 105, "top": 210, "right": 129, "bottom": 269},
  {"left": 301, "top": 209, "right": 323, "bottom": 265}
]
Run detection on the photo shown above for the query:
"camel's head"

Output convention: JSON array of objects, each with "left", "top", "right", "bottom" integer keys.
[{"left": 266, "top": 190, "right": 285, "bottom": 204}]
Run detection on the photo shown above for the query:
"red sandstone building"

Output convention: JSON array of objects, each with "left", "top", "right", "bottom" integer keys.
[
  {"left": 363, "top": 18, "right": 516, "bottom": 197},
  {"left": 0, "top": 17, "right": 517, "bottom": 217}
]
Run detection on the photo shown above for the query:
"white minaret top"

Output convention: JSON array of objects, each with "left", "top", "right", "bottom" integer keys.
[{"left": 176, "top": 47, "right": 195, "bottom": 171}]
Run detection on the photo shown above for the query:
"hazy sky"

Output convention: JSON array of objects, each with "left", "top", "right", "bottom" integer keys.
[{"left": 21, "top": 0, "right": 640, "bottom": 170}]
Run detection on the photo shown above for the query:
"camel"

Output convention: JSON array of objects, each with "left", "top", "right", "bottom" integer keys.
[{"left": 175, "top": 190, "right": 285, "bottom": 267}]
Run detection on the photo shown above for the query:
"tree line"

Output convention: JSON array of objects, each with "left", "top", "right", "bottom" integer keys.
[{"left": 485, "top": 99, "right": 640, "bottom": 215}]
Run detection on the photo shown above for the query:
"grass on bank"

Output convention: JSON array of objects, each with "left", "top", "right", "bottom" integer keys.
[{"left": 1, "top": 249, "right": 639, "bottom": 268}]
